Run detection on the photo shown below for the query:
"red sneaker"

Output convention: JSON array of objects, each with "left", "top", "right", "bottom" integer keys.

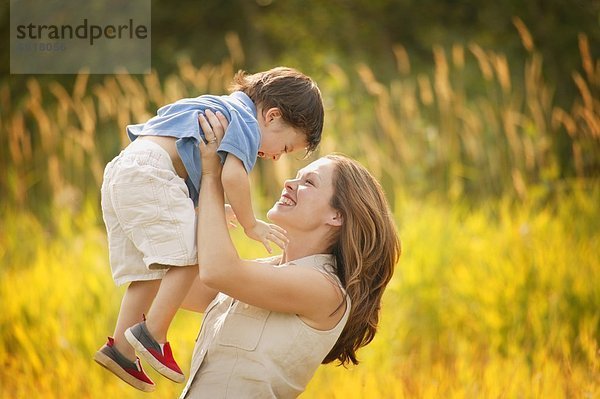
[
  {"left": 125, "top": 321, "right": 185, "bottom": 383},
  {"left": 94, "top": 337, "right": 155, "bottom": 392}
]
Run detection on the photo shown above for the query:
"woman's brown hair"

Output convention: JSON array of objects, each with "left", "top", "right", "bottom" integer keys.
[
  {"left": 322, "top": 154, "right": 401, "bottom": 366},
  {"left": 229, "top": 67, "right": 324, "bottom": 155}
]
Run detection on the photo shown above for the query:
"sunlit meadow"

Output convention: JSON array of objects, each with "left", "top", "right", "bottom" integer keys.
[{"left": 1, "top": 24, "right": 598, "bottom": 398}]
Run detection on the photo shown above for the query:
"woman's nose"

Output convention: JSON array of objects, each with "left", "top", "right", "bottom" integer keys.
[
  {"left": 284, "top": 178, "right": 298, "bottom": 190},
  {"left": 272, "top": 154, "right": 281, "bottom": 161}
]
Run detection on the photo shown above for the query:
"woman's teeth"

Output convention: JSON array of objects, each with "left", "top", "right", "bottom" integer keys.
[{"left": 279, "top": 197, "right": 296, "bottom": 206}]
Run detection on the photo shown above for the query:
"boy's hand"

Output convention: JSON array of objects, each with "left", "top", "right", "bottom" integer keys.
[{"left": 244, "top": 219, "right": 288, "bottom": 253}]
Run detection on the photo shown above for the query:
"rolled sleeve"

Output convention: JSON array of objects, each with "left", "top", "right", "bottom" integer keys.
[{"left": 217, "top": 109, "right": 260, "bottom": 173}]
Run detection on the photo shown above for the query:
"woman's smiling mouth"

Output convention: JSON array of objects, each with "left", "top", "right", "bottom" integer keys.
[{"left": 277, "top": 194, "right": 296, "bottom": 206}]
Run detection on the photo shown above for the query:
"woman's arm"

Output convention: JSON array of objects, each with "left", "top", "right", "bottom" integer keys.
[{"left": 197, "top": 111, "right": 344, "bottom": 329}]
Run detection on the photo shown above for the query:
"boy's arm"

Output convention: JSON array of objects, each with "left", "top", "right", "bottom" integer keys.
[
  {"left": 221, "top": 155, "right": 256, "bottom": 230},
  {"left": 221, "top": 155, "right": 287, "bottom": 253}
]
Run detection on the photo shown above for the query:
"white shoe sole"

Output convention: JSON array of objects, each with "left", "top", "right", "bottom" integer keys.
[{"left": 94, "top": 350, "right": 155, "bottom": 392}]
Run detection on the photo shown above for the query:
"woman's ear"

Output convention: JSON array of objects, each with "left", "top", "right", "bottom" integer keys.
[{"left": 328, "top": 211, "right": 343, "bottom": 227}]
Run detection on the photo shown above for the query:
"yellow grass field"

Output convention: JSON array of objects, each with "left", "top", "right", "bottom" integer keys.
[{"left": 1, "top": 190, "right": 599, "bottom": 398}]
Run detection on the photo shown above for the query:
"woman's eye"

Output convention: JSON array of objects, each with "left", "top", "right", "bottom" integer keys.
[{"left": 305, "top": 179, "right": 313, "bottom": 186}]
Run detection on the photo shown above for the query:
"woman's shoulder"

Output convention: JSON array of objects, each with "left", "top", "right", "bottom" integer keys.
[
  {"left": 286, "top": 254, "right": 336, "bottom": 271},
  {"left": 252, "top": 254, "right": 339, "bottom": 283}
]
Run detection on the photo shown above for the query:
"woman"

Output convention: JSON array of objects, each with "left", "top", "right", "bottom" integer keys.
[{"left": 179, "top": 111, "right": 400, "bottom": 398}]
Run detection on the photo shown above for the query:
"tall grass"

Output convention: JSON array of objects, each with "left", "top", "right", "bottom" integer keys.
[
  {"left": 1, "top": 24, "right": 598, "bottom": 215},
  {"left": 1, "top": 24, "right": 599, "bottom": 398}
]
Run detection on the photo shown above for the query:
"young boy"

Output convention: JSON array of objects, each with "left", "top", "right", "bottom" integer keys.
[{"left": 94, "top": 67, "right": 324, "bottom": 391}]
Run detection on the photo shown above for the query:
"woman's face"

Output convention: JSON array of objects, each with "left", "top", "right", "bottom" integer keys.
[{"left": 267, "top": 157, "right": 341, "bottom": 231}]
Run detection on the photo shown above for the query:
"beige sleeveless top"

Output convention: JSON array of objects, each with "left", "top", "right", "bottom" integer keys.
[{"left": 180, "top": 254, "right": 350, "bottom": 399}]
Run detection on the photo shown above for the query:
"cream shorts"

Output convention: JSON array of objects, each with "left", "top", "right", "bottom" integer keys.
[{"left": 101, "top": 138, "right": 197, "bottom": 286}]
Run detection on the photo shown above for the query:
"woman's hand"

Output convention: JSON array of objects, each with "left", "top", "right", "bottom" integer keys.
[{"left": 198, "top": 109, "right": 228, "bottom": 176}]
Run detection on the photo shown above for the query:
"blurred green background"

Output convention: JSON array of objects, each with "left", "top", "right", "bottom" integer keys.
[{"left": 1, "top": 1, "right": 599, "bottom": 398}]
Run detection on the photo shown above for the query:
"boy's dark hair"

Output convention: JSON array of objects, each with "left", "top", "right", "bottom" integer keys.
[{"left": 229, "top": 67, "right": 324, "bottom": 156}]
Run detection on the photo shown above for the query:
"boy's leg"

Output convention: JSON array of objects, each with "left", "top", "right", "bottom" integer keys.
[
  {"left": 125, "top": 264, "right": 196, "bottom": 383},
  {"left": 144, "top": 264, "right": 197, "bottom": 343},
  {"left": 113, "top": 279, "right": 161, "bottom": 360},
  {"left": 94, "top": 279, "right": 161, "bottom": 391}
]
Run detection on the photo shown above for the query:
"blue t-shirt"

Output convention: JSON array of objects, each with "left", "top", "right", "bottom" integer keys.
[{"left": 126, "top": 91, "right": 261, "bottom": 206}]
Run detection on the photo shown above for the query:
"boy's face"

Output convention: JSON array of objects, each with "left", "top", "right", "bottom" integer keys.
[{"left": 258, "top": 107, "right": 308, "bottom": 161}]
